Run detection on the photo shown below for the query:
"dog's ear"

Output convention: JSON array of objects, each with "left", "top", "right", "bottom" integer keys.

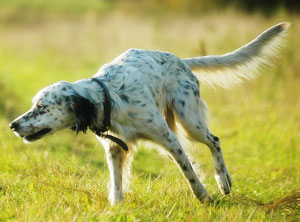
[{"left": 69, "top": 95, "right": 97, "bottom": 134}]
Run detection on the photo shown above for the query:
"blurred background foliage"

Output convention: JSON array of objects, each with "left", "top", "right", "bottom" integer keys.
[{"left": 0, "top": 0, "right": 300, "bottom": 20}]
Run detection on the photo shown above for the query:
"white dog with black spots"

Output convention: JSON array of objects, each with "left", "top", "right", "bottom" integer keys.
[{"left": 10, "top": 23, "right": 289, "bottom": 205}]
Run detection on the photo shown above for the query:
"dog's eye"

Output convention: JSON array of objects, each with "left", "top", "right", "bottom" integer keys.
[{"left": 37, "top": 104, "right": 44, "bottom": 109}]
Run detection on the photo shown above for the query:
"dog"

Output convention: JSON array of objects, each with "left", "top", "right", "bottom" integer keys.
[{"left": 10, "top": 23, "right": 289, "bottom": 205}]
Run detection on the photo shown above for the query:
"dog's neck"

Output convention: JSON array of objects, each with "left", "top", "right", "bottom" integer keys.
[
  {"left": 72, "top": 78, "right": 108, "bottom": 131},
  {"left": 72, "top": 79, "right": 106, "bottom": 103}
]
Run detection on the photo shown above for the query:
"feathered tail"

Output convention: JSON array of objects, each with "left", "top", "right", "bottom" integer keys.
[{"left": 182, "top": 23, "right": 290, "bottom": 88}]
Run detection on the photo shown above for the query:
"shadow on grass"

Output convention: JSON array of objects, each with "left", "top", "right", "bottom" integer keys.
[
  {"left": 264, "top": 189, "right": 300, "bottom": 218},
  {"left": 211, "top": 189, "right": 300, "bottom": 219}
]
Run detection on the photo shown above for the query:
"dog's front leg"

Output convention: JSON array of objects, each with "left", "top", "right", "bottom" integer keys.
[{"left": 99, "top": 138, "right": 124, "bottom": 206}]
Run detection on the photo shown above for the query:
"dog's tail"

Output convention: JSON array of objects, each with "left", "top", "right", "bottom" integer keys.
[{"left": 182, "top": 22, "right": 290, "bottom": 88}]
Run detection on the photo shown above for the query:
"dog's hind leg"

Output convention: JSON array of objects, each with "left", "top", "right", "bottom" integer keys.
[
  {"left": 142, "top": 112, "right": 213, "bottom": 204},
  {"left": 173, "top": 96, "right": 232, "bottom": 195},
  {"left": 203, "top": 131, "right": 232, "bottom": 195}
]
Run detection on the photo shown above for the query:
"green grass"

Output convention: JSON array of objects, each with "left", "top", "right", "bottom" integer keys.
[{"left": 0, "top": 3, "right": 300, "bottom": 221}]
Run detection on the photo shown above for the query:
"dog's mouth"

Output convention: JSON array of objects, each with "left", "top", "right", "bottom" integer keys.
[{"left": 23, "top": 128, "right": 52, "bottom": 142}]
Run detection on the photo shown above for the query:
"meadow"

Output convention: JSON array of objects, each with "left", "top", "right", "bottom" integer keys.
[{"left": 0, "top": 1, "right": 300, "bottom": 221}]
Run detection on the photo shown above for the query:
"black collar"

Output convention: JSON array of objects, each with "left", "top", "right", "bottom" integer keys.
[
  {"left": 91, "top": 78, "right": 128, "bottom": 151},
  {"left": 91, "top": 78, "right": 111, "bottom": 132}
]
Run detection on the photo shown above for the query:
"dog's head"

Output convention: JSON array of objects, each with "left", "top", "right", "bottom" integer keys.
[{"left": 9, "top": 81, "right": 97, "bottom": 143}]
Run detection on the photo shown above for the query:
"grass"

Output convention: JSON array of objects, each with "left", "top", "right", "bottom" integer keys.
[{"left": 0, "top": 2, "right": 300, "bottom": 221}]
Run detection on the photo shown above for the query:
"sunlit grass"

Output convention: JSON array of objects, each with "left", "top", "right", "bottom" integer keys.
[{"left": 0, "top": 4, "right": 299, "bottom": 221}]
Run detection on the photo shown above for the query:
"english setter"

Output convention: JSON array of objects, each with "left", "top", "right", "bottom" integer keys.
[{"left": 10, "top": 23, "right": 289, "bottom": 205}]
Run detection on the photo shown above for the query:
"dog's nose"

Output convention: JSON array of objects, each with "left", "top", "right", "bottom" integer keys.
[{"left": 9, "top": 121, "right": 20, "bottom": 131}]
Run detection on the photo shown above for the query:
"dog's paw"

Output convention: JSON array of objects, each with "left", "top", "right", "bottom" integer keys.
[
  {"left": 215, "top": 171, "right": 232, "bottom": 195},
  {"left": 109, "top": 188, "right": 124, "bottom": 206},
  {"left": 199, "top": 193, "right": 214, "bottom": 205}
]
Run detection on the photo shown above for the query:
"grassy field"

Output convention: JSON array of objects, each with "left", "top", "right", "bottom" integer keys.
[{"left": 0, "top": 2, "right": 300, "bottom": 221}]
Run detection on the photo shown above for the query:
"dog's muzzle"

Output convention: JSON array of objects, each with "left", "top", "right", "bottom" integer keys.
[{"left": 9, "top": 120, "right": 52, "bottom": 142}]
